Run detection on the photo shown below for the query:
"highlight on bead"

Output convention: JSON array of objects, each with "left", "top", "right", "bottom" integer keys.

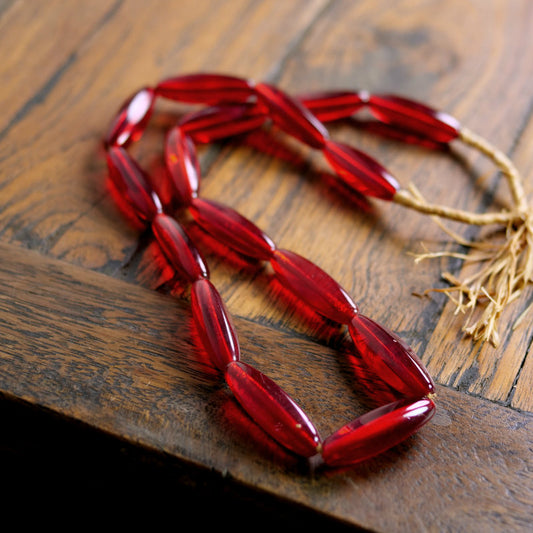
[
  {"left": 321, "top": 397, "right": 436, "bottom": 467},
  {"left": 101, "top": 70, "right": 531, "bottom": 470}
]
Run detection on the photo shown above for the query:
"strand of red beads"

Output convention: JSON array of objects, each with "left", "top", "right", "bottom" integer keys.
[{"left": 103, "top": 73, "right": 442, "bottom": 469}]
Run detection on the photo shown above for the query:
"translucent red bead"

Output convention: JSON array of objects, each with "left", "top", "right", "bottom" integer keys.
[
  {"left": 189, "top": 198, "right": 276, "bottom": 261},
  {"left": 103, "top": 72, "right": 446, "bottom": 469},
  {"left": 298, "top": 90, "right": 368, "bottom": 122},
  {"left": 348, "top": 314, "right": 435, "bottom": 398},
  {"left": 323, "top": 139, "right": 400, "bottom": 200},
  {"left": 155, "top": 73, "right": 255, "bottom": 105},
  {"left": 225, "top": 361, "right": 322, "bottom": 457},
  {"left": 254, "top": 82, "right": 330, "bottom": 149},
  {"left": 191, "top": 278, "right": 240, "bottom": 370},
  {"left": 105, "top": 87, "right": 156, "bottom": 147},
  {"left": 270, "top": 249, "right": 358, "bottom": 324},
  {"left": 165, "top": 127, "right": 201, "bottom": 206},
  {"left": 106, "top": 146, "right": 160, "bottom": 225},
  {"left": 178, "top": 104, "right": 268, "bottom": 144},
  {"left": 322, "top": 397, "right": 435, "bottom": 467},
  {"left": 152, "top": 213, "right": 209, "bottom": 282},
  {"left": 368, "top": 94, "right": 460, "bottom": 143}
]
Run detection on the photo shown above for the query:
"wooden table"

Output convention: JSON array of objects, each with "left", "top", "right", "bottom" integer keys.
[{"left": 1, "top": 0, "right": 532, "bottom": 529}]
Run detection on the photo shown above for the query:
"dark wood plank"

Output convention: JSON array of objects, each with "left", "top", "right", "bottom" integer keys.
[{"left": 0, "top": 242, "right": 531, "bottom": 531}]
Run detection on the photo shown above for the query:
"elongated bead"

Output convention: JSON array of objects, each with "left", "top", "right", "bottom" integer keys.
[
  {"left": 270, "top": 249, "right": 357, "bottom": 324},
  {"left": 152, "top": 213, "right": 208, "bottom": 281},
  {"left": 357, "top": 120, "right": 447, "bottom": 150},
  {"left": 225, "top": 361, "right": 321, "bottom": 457},
  {"left": 165, "top": 127, "right": 201, "bottom": 206},
  {"left": 348, "top": 314, "right": 435, "bottom": 397},
  {"left": 155, "top": 73, "right": 255, "bottom": 105},
  {"left": 189, "top": 198, "right": 276, "bottom": 261},
  {"left": 191, "top": 278, "right": 240, "bottom": 370},
  {"left": 323, "top": 139, "right": 400, "bottom": 200},
  {"left": 322, "top": 397, "right": 435, "bottom": 467},
  {"left": 106, "top": 146, "right": 159, "bottom": 225},
  {"left": 179, "top": 105, "right": 267, "bottom": 144},
  {"left": 368, "top": 94, "right": 460, "bottom": 143},
  {"left": 254, "top": 82, "right": 329, "bottom": 149},
  {"left": 105, "top": 87, "right": 156, "bottom": 147},
  {"left": 298, "top": 90, "right": 368, "bottom": 122}
]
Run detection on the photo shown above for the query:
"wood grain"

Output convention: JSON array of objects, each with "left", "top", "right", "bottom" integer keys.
[
  {"left": 0, "top": 241, "right": 532, "bottom": 531},
  {"left": 1, "top": 0, "right": 533, "bottom": 530}
]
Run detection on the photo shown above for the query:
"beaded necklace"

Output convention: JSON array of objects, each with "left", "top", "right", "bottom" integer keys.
[{"left": 102, "top": 72, "right": 530, "bottom": 468}]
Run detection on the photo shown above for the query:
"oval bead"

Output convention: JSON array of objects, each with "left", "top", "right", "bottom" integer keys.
[
  {"left": 348, "top": 314, "right": 435, "bottom": 398},
  {"left": 323, "top": 139, "right": 400, "bottom": 200},
  {"left": 178, "top": 104, "right": 268, "bottom": 144},
  {"left": 191, "top": 278, "right": 240, "bottom": 370},
  {"left": 105, "top": 87, "right": 156, "bottom": 147},
  {"left": 368, "top": 94, "right": 460, "bottom": 143},
  {"left": 164, "top": 127, "right": 201, "bottom": 206},
  {"left": 254, "top": 82, "right": 329, "bottom": 149},
  {"left": 357, "top": 120, "right": 448, "bottom": 150},
  {"left": 189, "top": 198, "right": 276, "bottom": 261},
  {"left": 270, "top": 249, "right": 358, "bottom": 324},
  {"left": 322, "top": 397, "right": 435, "bottom": 467},
  {"left": 152, "top": 213, "right": 209, "bottom": 282},
  {"left": 155, "top": 73, "right": 255, "bottom": 105},
  {"left": 106, "top": 146, "right": 159, "bottom": 225},
  {"left": 298, "top": 90, "right": 368, "bottom": 122},
  {"left": 225, "top": 361, "right": 321, "bottom": 457}
]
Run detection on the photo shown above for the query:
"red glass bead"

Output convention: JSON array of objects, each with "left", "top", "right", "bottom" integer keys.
[
  {"left": 348, "top": 314, "right": 435, "bottom": 398},
  {"left": 155, "top": 73, "right": 255, "bottom": 105},
  {"left": 322, "top": 397, "right": 435, "bottom": 467},
  {"left": 323, "top": 139, "right": 400, "bottom": 200},
  {"left": 164, "top": 127, "right": 201, "bottom": 206},
  {"left": 106, "top": 146, "right": 159, "bottom": 225},
  {"left": 298, "top": 90, "right": 368, "bottom": 122},
  {"left": 152, "top": 213, "right": 209, "bottom": 282},
  {"left": 191, "top": 278, "right": 240, "bottom": 370},
  {"left": 356, "top": 120, "right": 448, "bottom": 150},
  {"left": 254, "top": 82, "right": 329, "bottom": 149},
  {"left": 105, "top": 87, "right": 156, "bottom": 147},
  {"left": 178, "top": 105, "right": 268, "bottom": 144},
  {"left": 189, "top": 198, "right": 276, "bottom": 261},
  {"left": 270, "top": 249, "right": 358, "bottom": 324},
  {"left": 368, "top": 94, "right": 460, "bottom": 143},
  {"left": 225, "top": 361, "right": 321, "bottom": 457}
]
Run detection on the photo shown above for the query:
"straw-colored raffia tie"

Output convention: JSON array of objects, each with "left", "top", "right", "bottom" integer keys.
[{"left": 394, "top": 127, "right": 532, "bottom": 347}]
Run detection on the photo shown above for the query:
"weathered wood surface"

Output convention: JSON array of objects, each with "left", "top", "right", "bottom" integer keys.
[
  {"left": 1, "top": 0, "right": 532, "bottom": 530},
  {"left": 1, "top": 241, "right": 532, "bottom": 530}
]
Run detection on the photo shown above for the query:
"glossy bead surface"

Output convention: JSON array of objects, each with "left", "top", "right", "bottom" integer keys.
[
  {"left": 348, "top": 314, "right": 435, "bottom": 397},
  {"left": 105, "top": 87, "right": 156, "bottom": 147},
  {"left": 270, "top": 249, "right": 358, "bottom": 324},
  {"left": 189, "top": 198, "right": 276, "bottom": 261},
  {"left": 106, "top": 146, "right": 159, "bottom": 224},
  {"left": 357, "top": 120, "right": 448, "bottom": 150},
  {"left": 298, "top": 90, "right": 368, "bottom": 122},
  {"left": 225, "top": 361, "right": 321, "bottom": 457},
  {"left": 254, "top": 82, "right": 329, "bottom": 149},
  {"left": 191, "top": 279, "right": 240, "bottom": 370},
  {"left": 155, "top": 73, "right": 255, "bottom": 104},
  {"left": 152, "top": 213, "right": 208, "bottom": 281},
  {"left": 323, "top": 139, "right": 400, "bottom": 200},
  {"left": 178, "top": 105, "right": 267, "bottom": 144},
  {"left": 368, "top": 94, "right": 460, "bottom": 143},
  {"left": 322, "top": 397, "right": 435, "bottom": 467},
  {"left": 165, "top": 127, "right": 201, "bottom": 205}
]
